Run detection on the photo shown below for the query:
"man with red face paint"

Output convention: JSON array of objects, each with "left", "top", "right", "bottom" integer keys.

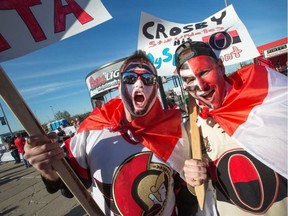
[
  {"left": 175, "top": 41, "right": 287, "bottom": 216},
  {"left": 24, "top": 50, "right": 199, "bottom": 215}
]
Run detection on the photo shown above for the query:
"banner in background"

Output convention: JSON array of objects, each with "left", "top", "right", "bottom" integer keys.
[
  {"left": 0, "top": 0, "right": 112, "bottom": 62},
  {"left": 138, "top": 5, "right": 259, "bottom": 76}
]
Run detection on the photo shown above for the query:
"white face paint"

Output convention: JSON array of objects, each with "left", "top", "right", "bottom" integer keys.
[
  {"left": 179, "top": 63, "right": 208, "bottom": 98},
  {"left": 179, "top": 56, "right": 227, "bottom": 109},
  {"left": 120, "top": 60, "right": 158, "bottom": 118}
]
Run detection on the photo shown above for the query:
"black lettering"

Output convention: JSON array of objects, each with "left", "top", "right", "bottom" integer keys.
[
  {"left": 170, "top": 27, "right": 181, "bottom": 36},
  {"left": 195, "top": 22, "right": 208, "bottom": 30},
  {"left": 142, "top": 21, "right": 155, "bottom": 39},
  {"left": 156, "top": 24, "right": 168, "bottom": 39},
  {"left": 210, "top": 11, "right": 227, "bottom": 25},
  {"left": 183, "top": 24, "right": 194, "bottom": 33}
]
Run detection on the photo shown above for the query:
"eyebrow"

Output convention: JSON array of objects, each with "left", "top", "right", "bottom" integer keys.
[{"left": 124, "top": 62, "right": 154, "bottom": 73}]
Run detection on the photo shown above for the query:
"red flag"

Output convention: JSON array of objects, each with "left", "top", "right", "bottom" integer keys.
[
  {"left": 201, "top": 65, "right": 288, "bottom": 178},
  {"left": 78, "top": 97, "right": 182, "bottom": 162}
]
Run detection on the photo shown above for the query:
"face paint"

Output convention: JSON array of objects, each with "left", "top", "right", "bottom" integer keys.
[
  {"left": 120, "top": 59, "right": 158, "bottom": 117},
  {"left": 179, "top": 55, "right": 226, "bottom": 109}
]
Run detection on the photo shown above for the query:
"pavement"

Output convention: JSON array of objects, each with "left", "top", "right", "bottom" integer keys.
[{"left": 0, "top": 161, "right": 88, "bottom": 216}]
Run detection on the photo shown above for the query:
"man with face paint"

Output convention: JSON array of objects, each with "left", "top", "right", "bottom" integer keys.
[
  {"left": 175, "top": 41, "right": 288, "bottom": 216},
  {"left": 24, "top": 50, "right": 199, "bottom": 215}
]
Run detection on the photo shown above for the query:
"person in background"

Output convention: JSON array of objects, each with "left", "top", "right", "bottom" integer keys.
[
  {"left": 166, "top": 90, "right": 179, "bottom": 110},
  {"left": 175, "top": 41, "right": 287, "bottom": 215},
  {"left": 73, "top": 117, "right": 82, "bottom": 130},
  {"left": 56, "top": 126, "right": 66, "bottom": 143},
  {"left": 94, "top": 99, "right": 103, "bottom": 108},
  {"left": 25, "top": 50, "right": 200, "bottom": 215},
  {"left": 7, "top": 136, "right": 21, "bottom": 164},
  {"left": 14, "top": 133, "right": 31, "bottom": 168}
]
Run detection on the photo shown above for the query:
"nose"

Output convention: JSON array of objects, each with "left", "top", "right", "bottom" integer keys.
[
  {"left": 135, "top": 76, "right": 144, "bottom": 88},
  {"left": 195, "top": 78, "right": 208, "bottom": 91}
]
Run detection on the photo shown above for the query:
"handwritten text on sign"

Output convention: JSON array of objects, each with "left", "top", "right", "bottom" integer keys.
[
  {"left": 0, "top": 0, "right": 112, "bottom": 62},
  {"left": 138, "top": 5, "right": 259, "bottom": 76}
]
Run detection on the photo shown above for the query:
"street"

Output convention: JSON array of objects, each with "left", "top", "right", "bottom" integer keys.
[{"left": 0, "top": 161, "right": 88, "bottom": 216}]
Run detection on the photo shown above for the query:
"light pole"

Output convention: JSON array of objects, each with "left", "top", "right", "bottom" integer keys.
[
  {"left": 0, "top": 102, "right": 13, "bottom": 136},
  {"left": 50, "top": 105, "right": 55, "bottom": 119}
]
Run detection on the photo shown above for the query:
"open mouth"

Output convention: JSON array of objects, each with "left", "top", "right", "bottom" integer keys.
[
  {"left": 195, "top": 89, "right": 215, "bottom": 103},
  {"left": 134, "top": 91, "right": 146, "bottom": 106},
  {"left": 201, "top": 89, "right": 215, "bottom": 100}
]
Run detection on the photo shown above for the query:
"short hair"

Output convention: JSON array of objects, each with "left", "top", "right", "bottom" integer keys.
[{"left": 120, "top": 50, "right": 157, "bottom": 75}]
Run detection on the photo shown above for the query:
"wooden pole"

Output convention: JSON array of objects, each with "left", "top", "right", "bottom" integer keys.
[
  {"left": 0, "top": 66, "right": 104, "bottom": 216},
  {"left": 188, "top": 94, "right": 205, "bottom": 210}
]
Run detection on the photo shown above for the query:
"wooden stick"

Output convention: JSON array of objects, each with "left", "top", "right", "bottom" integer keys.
[
  {"left": 0, "top": 66, "right": 104, "bottom": 216},
  {"left": 188, "top": 94, "right": 205, "bottom": 210}
]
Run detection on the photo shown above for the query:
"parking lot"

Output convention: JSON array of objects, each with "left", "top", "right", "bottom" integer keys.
[{"left": 0, "top": 161, "right": 87, "bottom": 216}]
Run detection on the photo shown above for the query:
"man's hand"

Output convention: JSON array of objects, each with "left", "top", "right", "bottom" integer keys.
[
  {"left": 24, "top": 132, "right": 65, "bottom": 181},
  {"left": 183, "top": 157, "right": 208, "bottom": 187}
]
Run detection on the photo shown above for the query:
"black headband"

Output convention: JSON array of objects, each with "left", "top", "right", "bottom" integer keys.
[{"left": 175, "top": 41, "right": 217, "bottom": 71}]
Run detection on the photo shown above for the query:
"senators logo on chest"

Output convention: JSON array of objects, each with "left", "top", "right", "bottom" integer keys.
[
  {"left": 95, "top": 152, "right": 172, "bottom": 215},
  {"left": 209, "top": 149, "right": 287, "bottom": 214}
]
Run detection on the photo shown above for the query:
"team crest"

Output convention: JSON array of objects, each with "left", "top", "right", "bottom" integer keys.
[{"left": 95, "top": 152, "right": 172, "bottom": 215}]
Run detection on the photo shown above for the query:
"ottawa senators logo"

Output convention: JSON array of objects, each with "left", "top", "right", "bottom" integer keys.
[
  {"left": 211, "top": 149, "right": 287, "bottom": 214},
  {"left": 95, "top": 152, "right": 172, "bottom": 215}
]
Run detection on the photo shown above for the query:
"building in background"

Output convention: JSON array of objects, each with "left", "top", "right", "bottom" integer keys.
[{"left": 254, "top": 37, "right": 287, "bottom": 76}]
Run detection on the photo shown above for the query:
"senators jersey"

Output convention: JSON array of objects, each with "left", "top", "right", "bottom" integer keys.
[
  {"left": 67, "top": 126, "right": 190, "bottom": 216},
  {"left": 196, "top": 116, "right": 287, "bottom": 216}
]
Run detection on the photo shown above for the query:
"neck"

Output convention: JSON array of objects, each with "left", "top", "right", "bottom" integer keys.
[
  {"left": 123, "top": 107, "right": 133, "bottom": 123},
  {"left": 225, "top": 80, "right": 232, "bottom": 97}
]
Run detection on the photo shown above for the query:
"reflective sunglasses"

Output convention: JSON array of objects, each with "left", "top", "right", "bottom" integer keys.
[{"left": 121, "top": 72, "right": 157, "bottom": 86}]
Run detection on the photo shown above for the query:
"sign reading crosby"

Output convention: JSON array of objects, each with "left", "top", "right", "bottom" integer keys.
[
  {"left": 138, "top": 5, "right": 260, "bottom": 76},
  {"left": 0, "top": 0, "right": 112, "bottom": 62}
]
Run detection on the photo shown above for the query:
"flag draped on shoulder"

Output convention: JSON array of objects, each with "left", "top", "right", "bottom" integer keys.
[
  {"left": 78, "top": 97, "right": 182, "bottom": 162},
  {"left": 200, "top": 65, "right": 288, "bottom": 179}
]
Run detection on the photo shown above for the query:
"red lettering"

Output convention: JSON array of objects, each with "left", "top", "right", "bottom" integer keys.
[
  {"left": 89, "top": 75, "right": 106, "bottom": 89},
  {"left": 0, "top": 0, "right": 47, "bottom": 42},
  {"left": 0, "top": 34, "right": 11, "bottom": 52},
  {"left": 54, "top": 0, "right": 94, "bottom": 33}
]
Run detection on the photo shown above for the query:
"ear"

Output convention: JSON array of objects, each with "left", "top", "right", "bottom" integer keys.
[
  {"left": 217, "top": 58, "right": 223, "bottom": 67},
  {"left": 217, "top": 58, "right": 225, "bottom": 73}
]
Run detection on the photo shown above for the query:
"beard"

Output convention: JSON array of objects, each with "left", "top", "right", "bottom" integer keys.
[{"left": 120, "top": 84, "right": 158, "bottom": 117}]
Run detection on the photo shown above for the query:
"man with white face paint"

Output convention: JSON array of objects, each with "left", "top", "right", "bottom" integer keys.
[
  {"left": 175, "top": 41, "right": 288, "bottom": 216},
  {"left": 24, "top": 50, "right": 198, "bottom": 215}
]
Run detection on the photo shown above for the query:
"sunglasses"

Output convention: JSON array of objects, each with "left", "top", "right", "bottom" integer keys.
[{"left": 121, "top": 72, "right": 157, "bottom": 86}]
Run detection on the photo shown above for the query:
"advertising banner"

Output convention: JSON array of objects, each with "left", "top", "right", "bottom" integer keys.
[{"left": 86, "top": 58, "right": 126, "bottom": 98}]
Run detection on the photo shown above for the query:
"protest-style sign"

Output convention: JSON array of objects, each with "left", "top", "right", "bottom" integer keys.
[
  {"left": 0, "top": 0, "right": 112, "bottom": 62},
  {"left": 138, "top": 5, "right": 260, "bottom": 76},
  {"left": 138, "top": 5, "right": 260, "bottom": 209},
  {"left": 0, "top": 1, "right": 112, "bottom": 215}
]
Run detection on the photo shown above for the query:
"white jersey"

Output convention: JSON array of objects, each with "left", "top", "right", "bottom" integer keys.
[
  {"left": 195, "top": 116, "right": 288, "bottom": 216},
  {"left": 69, "top": 125, "right": 190, "bottom": 216}
]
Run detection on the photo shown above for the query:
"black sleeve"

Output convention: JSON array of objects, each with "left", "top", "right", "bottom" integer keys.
[
  {"left": 174, "top": 172, "right": 198, "bottom": 216},
  {"left": 41, "top": 148, "right": 92, "bottom": 199}
]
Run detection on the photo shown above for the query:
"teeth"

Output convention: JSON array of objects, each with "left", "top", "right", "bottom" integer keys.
[
  {"left": 197, "top": 89, "right": 212, "bottom": 97},
  {"left": 196, "top": 90, "right": 206, "bottom": 96}
]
